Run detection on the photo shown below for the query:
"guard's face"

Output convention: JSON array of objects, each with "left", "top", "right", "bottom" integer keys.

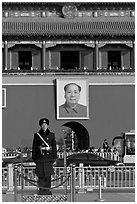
[
  {"left": 41, "top": 123, "right": 48, "bottom": 131},
  {"left": 65, "top": 84, "right": 80, "bottom": 105}
]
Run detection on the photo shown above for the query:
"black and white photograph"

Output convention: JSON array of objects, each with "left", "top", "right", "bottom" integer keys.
[
  {"left": 57, "top": 78, "right": 89, "bottom": 119},
  {"left": 2, "top": 1, "right": 135, "bottom": 202}
]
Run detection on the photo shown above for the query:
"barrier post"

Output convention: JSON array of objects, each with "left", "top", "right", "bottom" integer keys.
[
  {"left": 70, "top": 164, "right": 76, "bottom": 202},
  {"left": 78, "top": 163, "right": 86, "bottom": 193},
  {"left": 14, "top": 166, "right": 18, "bottom": 202},
  {"left": 20, "top": 148, "right": 24, "bottom": 202},
  {"left": 63, "top": 138, "right": 67, "bottom": 195},
  {"left": 104, "top": 177, "right": 107, "bottom": 188},
  {"left": 95, "top": 176, "right": 104, "bottom": 202},
  {"left": 6, "top": 163, "right": 14, "bottom": 194}
]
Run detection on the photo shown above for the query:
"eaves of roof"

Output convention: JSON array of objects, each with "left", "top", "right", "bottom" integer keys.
[{"left": 2, "top": 17, "right": 135, "bottom": 37}]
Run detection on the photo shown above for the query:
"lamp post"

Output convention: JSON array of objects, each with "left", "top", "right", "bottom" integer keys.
[
  {"left": 71, "top": 131, "right": 75, "bottom": 151},
  {"left": 63, "top": 130, "right": 67, "bottom": 195}
]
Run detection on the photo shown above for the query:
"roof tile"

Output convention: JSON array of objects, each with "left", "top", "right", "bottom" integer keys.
[{"left": 2, "top": 17, "right": 135, "bottom": 36}]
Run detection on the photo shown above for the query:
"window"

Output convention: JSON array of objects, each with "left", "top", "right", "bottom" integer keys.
[
  {"left": 61, "top": 51, "right": 79, "bottom": 70},
  {"left": 2, "top": 88, "right": 6, "bottom": 108},
  {"left": 126, "top": 135, "right": 135, "bottom": 155},
  {"left": 108, "top": 51, "right": 121, "bottom": 69},
  {"left": 19, "top": 51, "right": 32, "bottom": 70}
]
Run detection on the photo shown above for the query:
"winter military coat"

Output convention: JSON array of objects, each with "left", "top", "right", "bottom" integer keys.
[{"left": 32, "top": 128, "right": 57, "bottom": 177}]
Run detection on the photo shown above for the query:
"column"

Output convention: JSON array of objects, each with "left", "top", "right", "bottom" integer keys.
[
  {"left": 4, "top": 41, "right": 8, "bottom": 70},
  {"left": 130, "top": 41, "right": 135, "bottom": 70},
  {"left": 132, "top": 41, "right": 135, "bottom": 69},
  {"left": 95, "top": 40, "right": 99, "bottom": 70},
  {"left": 42, "top": 40, "right": 46, "bottom": 70}
]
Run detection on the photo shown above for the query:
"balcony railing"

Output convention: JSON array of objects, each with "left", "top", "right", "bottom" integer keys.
[{"left": 2, "top": 67, "right": 135, "bottom": 75}]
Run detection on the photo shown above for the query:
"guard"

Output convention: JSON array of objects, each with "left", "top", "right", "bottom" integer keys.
[{"left": 32, "top": 118, "right": 57, "bottom": 195}]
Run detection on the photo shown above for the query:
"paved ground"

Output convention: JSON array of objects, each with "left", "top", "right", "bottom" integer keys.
[{"left": 2, "top": 189, "right": 135, "bottom": 202}]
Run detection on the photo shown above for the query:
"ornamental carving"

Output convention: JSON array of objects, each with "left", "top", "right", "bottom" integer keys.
[
  {"left": 62, "top": 4, "right": 77, "bottom": 18},
  {"left": 45, "top": 42, "right": 57, "bottom": 48},
  {"left": 98, "top": 41, "right": 133, "bottom": 48}
]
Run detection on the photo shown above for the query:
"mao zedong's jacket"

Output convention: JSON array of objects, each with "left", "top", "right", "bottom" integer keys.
[{"left": 59, "top": 102, "right": 87, "bottom": 117}]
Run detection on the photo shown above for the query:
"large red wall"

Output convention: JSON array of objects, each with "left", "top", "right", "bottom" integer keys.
[{"left": 2, "top": 85, "right": 135, "bottom": 149}]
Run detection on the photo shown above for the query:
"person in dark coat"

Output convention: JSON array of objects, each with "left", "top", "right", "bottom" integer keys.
[
  {"left": 32, "top": 118, "right": 57, "bottom": 195},
  {"left": 103, "top": 139, "right": 109, "bottom": 152}
]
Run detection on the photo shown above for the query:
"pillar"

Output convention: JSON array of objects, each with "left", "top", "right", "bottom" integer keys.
[
  {"left": 4, "top": 41, "right": 8, "bottom": 70},
  {"left": 132, "top": 41, "right": 135, "bottom": 69},
  {"left": 42, "top": 40, "right": 46, "bottom": 70},
  {"left": 95, "top": 40, "right": 99, "bottom": 70}
]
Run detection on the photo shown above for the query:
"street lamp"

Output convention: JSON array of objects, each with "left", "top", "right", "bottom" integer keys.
[
  {"left": 71, "top": 130, "right": 75, "bottom": 151},
  {"left": 63, "top": 129, "right": 67, "bottom": 194}
]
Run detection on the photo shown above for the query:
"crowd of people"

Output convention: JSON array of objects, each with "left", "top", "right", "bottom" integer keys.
[
  {"left": 57, "top": 138, "right": 120, "bottom": 160},
  {"left": 88, "top": 139, "right": 119, "bottom": 154}
]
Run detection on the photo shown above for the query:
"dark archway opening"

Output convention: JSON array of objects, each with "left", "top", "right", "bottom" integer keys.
[{"left": 62, "top": 121, "right": 89, "bottom": 150}]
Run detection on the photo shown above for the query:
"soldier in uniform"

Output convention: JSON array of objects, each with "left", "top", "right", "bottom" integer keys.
[{"left": 32, "top": 118, "right": 57, "bottom": 195}]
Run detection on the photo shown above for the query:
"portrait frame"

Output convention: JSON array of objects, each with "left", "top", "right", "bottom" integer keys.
[
  {"left": 56, "top": 78, "right": 89, "bottom": 120},
  {"left": 2, "top": 88, "right": 6, "bottom": 108}
]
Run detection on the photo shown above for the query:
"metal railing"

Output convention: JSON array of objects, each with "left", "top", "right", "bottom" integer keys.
[
  {"left": 13, "top": 164, "right": 73, "bottom": 202},
  {"left": 75, "top": 165, "right": 135, "bottom": 189},
  {"left": 2, "top": 151, "right": 121, "bottom": 161},
  {"left": 55, "top": 151, "right": 121, "bottom": 161},
  {"left": 2, "top": 164, "right": 135, "bottom": 192},
  {"left": 2, "top": 167, "right": 8, "bottom": 188},
  {"left": 2, "top": 152, "right": 19, "bottom": 158}
]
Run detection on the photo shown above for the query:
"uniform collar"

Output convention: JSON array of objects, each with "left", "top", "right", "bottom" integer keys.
[{"left": 39, "top": 128, "right": 50, "bottom": 135}]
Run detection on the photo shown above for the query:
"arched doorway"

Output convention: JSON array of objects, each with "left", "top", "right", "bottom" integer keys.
[{"left": 62, "top": 121, "right": 89, "bottom": 150}]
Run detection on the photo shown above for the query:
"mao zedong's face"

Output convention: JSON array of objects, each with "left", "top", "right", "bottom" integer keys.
[{"left": 64, "top": 84, "right": 80, "bottom": 106}]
